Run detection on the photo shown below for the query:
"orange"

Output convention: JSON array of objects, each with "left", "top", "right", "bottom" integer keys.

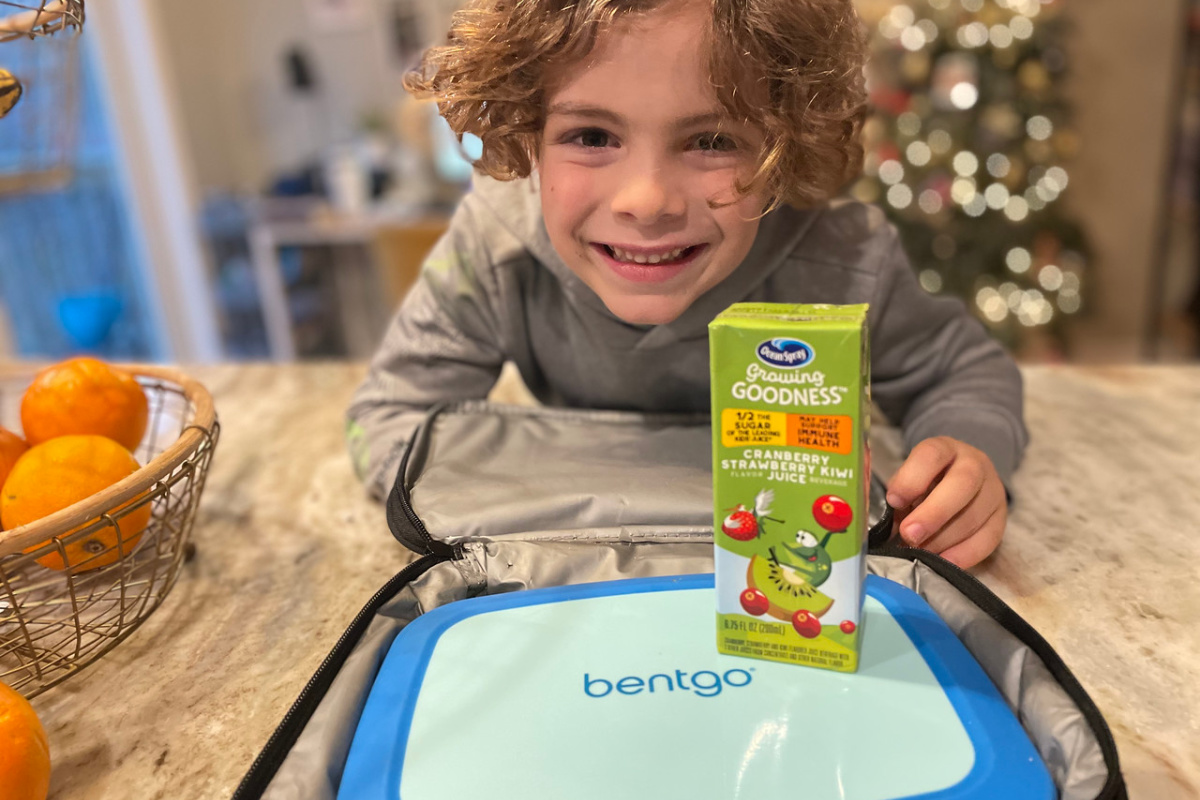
[
  {"left": 0, "top": 681, "right": 50, "bottom": 800},
  {"left": 0, "top": 435, "right": 151, "bottom": 572},
  {"left": 20, "top": 357, "right": 148, "bottom": 451},
  {"left": 0, "top": 427, "right": 27, "bottom": 509}
]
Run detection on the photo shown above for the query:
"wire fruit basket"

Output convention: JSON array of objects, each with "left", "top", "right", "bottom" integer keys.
[
  {"left": 0, "top": 1, "right": 84, "bottom": 42},
  {"left": 0, "top": 364, "right": 218, "bottom": 698}
]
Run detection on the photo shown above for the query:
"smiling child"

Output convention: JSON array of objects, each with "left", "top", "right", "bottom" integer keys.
[{"left": 347, "top": 0, "right": 1027, "bottom": 568}]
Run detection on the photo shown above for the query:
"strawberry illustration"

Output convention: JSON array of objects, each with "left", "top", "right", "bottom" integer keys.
[
  {"left": 721, "top": 489, "right": 780, "bottom": 541},
  {"left": 721, "top": 505, "right": 758, "bottom": 540}
]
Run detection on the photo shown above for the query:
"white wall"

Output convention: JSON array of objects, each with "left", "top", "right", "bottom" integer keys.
[
  {"left": 157, "top": 0, "right": 461, "bottom": 194},
  {"left": 1060, "top": 0, "right": 1188, "bottom": 360}
]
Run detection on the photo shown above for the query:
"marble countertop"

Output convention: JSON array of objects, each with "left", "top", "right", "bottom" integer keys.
[{"left": 22, "top": 363, "right": 1199, "bottom": 799}]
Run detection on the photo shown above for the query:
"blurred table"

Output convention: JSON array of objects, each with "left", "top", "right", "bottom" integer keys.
[
  {"left": 27, "top": 363, "right": 1200, "bottom": 798},
  {"left": 247, "top": 204, "right": 447, "bottom": 360}
]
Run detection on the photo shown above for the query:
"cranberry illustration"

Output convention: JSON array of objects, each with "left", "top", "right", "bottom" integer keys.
[
  {"left": 813, "top": 494, "right": 853, "bottom": 532},
  {"left": 840, "top": 620, "right": 856, "bottom": 634},
  {"left": 722, "top": 506, "right": 759, "bottom": 541},
  {"left": 740, "top": 588, "right": 770, "bottom": 616},
  {"left": 792, "top": 609, "right": 822, "bottom": 639}
]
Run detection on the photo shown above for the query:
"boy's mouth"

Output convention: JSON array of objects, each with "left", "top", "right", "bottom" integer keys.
[
  {"left": 588, "top": 244, "right": 705, "bottom": 287},
  {"left": 591, "top": 242, "right": 707, "bottom": 284},
  {"left": 595, "top": 243, "right": 703, "bottom": 266}
]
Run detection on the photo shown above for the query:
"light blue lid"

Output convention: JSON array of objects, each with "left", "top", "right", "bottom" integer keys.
[{"left": 339, "top": 574, "right": 1054, "bottom": 800}]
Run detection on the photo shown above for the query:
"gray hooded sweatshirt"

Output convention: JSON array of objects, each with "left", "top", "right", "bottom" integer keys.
[{"left": 347, "top": 175, "right": 1027, "bottom": 500}]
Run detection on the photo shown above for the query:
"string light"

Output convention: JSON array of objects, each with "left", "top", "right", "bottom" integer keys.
[
  {"left": 1013, "top": 0, "right": 1040, "bottom": 18},
  {"left": 907, "top": 141, "right": 932, "bottom": 166},
  {"left": 928, "top": 129, "right": 953, "bottom": 154},
  {"left": 1026, "top": 116, "right": 1054, "bottom": 141},
  {"left": 879, "top": 159, "right": 905, "bottom": 185},
  {"left": 984, "top": 184, "right": 1010, "bottom": 209},
  {"left": 1004, "top": 196, "right": 1030, "bottom": 221},
  {"left": 890, "top": 5, "right": 915, "bottom": 27},
  {"left": 1009, "top": 15, "right": 1034, "bottom": 39},
  {"left": 1016, "top": 291, "right": 1054, "bottom": 326},
  {"left": 1045, "top": 166, "right": 1070, "bottom": 190},
  {"left": 950, "top": 82, "right": 979, "bottom": 109},
  {"left": 1038, "top": 264, "right": 1064, "bottom": 291},
  {"left": 986, "top": 153, "right": 1011, "bottom": 178},
  {"left": 919, "top": 269, "right": 944, "bottom": 292},
  {"left": 957, "top": 22, "right": 988, "bottom": 48},
  {"left": 951, "top": 177, "right": 977, "bottom": 205},
  {"left": 887, "top": 184, "right": 914, "bottom": 209},
  {"left": 901, "top": 25, "right": 927, "bottom": 50},
  {"left": 976, "top": 287, "right": 1009, "bottom": 323},
  {"left": 897, "top": 112, "right": 922, "bottom": 137},
  {"left": 916, "top": 19, "right": 939, "bottom": 41},
  {"left": 989, "top": 24, "right": 1014, "bottom": 48},
  {"left": 919, "top": 189, "right": 944, "bottom": 214},
  {"left": 1035, "top": 180, "right": 1060, "bottom": 202},
  {"left": 953, "top": 151, "right": 979, "bottom": 176},
  {"left": 1006, "top": 247, "right": 1032, "bottom": 273},
  {"left": 1002, "top": 282, "right": 1024, "bottom": 310}
]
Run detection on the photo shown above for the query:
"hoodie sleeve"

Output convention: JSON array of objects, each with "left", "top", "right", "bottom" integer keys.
[
  {"left": 346, "top": 195, "right": 508, "bottom": 499},
  {"left": 868, "top": 226, "right": 1029, "bottom": 489}
]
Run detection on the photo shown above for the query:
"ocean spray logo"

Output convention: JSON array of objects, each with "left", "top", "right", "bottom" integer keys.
[
  {"left": 584, "top": 668, "right": 753, "bottom": 698},
  {"left": 756, "top": 338, "right": 814, "bottom": 369}
]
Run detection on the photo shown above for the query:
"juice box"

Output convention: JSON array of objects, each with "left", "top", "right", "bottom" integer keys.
[{"left": 709, "top": 303, "right": 870, "bottom": 673}]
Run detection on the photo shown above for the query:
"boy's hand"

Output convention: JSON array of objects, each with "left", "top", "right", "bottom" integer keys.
[{"left": 885, "top": 437, "right": 1007, "bottom": 569}]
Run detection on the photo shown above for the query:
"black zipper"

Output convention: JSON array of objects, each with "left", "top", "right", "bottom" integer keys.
[
  {"left": 870, "top": 543, "right": 1127, "bottom": 800},
  {"left": 385, "top": 405, "right": 459, "bottom": 558},
  {"left": 231, "top": 554, "right": 445, "bottom": 800}
]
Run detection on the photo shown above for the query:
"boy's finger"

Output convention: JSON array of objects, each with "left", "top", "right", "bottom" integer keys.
[
  {"left": 886, "top": 437, "right": 958, "bottom": 509},
  {"left": 917, "top": 482, "right": 1006, "bottom": 554},
  {"left": 897, "top": 458, "right": 987, "bottom": 546},
  {"left": 937, "top": 508, "right": 1006, "bottom": 569}
]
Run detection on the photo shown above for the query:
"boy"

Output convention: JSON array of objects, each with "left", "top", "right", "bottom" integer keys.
[{"left": 347, "top": 0, "right": 1027, "bottom": 568}]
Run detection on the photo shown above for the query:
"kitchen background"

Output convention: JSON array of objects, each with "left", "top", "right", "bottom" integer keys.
[{"left": 0, "top": 0, "right": 1196, "bottom": 366}]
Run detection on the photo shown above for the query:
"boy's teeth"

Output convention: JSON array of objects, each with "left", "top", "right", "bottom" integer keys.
[{"left": 610, "top": 247, "right": 686, "bottom": 264}]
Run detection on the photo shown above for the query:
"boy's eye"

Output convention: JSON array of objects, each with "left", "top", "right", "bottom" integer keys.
[
  {"left": 569, "top": 128, "right": 613, "bottom": 148},
  {"left": 693, "top": 132, "right": 738, "bottom": 152}
]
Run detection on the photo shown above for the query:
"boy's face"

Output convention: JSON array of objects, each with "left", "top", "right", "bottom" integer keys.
[{"left": 538, "top": 0, "right": 766, "bottom": 325}]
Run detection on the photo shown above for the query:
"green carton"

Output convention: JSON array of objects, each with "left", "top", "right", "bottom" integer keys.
[{"left": 709, "top": 303, "right": 870, "bottom": 672}]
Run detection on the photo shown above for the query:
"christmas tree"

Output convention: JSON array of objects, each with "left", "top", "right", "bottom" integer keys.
[{"left": 854, "top": 0, "right": 1087, "bottom": 353}]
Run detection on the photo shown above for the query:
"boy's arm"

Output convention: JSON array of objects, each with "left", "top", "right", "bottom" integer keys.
[
  {"left": 347, "top": 201, "right": 507, "bottom": 499},
  {"left": 868, "top": 226, "right": 1029, "bottom": 490}
]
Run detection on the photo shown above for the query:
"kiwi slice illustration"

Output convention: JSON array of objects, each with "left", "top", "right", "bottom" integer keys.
[{"left": 746, "top": 554, "right": 834, "bottom": 620}]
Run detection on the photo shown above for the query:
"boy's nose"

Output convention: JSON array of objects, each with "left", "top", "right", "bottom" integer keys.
[{"left": 611, "top": 169, "right": 686, "bottom": 224}]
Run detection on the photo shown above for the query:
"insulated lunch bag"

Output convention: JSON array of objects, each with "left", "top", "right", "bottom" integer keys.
[{"left": 234, "top": 402, "right": 1126, "bottom": 800}]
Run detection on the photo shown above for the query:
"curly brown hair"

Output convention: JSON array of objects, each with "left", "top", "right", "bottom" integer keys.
[{"left": 404, "top": 0, "right": 867, "bottom": 209}]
